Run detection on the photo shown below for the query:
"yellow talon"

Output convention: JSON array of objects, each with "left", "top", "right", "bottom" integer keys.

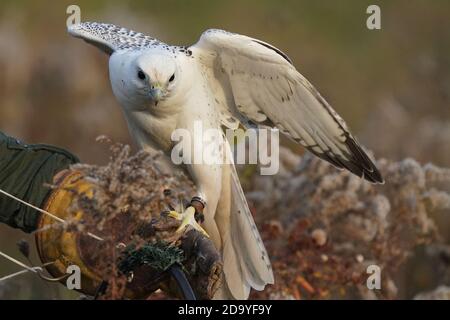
[
  {"left": 175, "top": 206, "right": 209, "bottom": 238},
  {"left": 168, "top": 210, "right": 183, "bottom": 220}
]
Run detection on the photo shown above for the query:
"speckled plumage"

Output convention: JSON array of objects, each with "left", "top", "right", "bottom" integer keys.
[{"left": 68, "top": 22, "right": 192, "bottom": 56}]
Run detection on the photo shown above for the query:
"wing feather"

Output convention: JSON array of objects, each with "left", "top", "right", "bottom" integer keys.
[
  {"left": 68, "top": 22, "right": 164, "bottom": 55},
  {"left": 191, "top": 29, "right": 384, "bottom": 183}
]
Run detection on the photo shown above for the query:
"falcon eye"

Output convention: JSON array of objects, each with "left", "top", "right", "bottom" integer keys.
[
  {"left": 169, "top": 74, "right": 175, "bottom": 82},
  {"left": 137, "top": 70, "right": 146, "bottom": 80}
]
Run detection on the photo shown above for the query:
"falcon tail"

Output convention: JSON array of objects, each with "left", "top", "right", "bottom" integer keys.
[{"left": 215, "top": 159, "right": 274, "bottom": 300}]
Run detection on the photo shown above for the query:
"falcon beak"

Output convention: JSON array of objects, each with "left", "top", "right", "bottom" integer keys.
[{"left": 149, "top": 83, "right": 164, "bottom": 104}]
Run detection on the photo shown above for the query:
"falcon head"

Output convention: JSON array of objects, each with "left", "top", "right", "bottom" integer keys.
[
  {"left": 67, "top": 22, "right": 181, "bottom": 108},
  {"left": 109, "top": 50, "right": 179, "bottom": 109},
  {"left": 133, "top": 52, "right": 178, "bottom": 105}
]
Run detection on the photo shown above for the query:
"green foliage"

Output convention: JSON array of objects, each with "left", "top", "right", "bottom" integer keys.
[{"left": 118, "top": 241, "right": 184, "bottom": 274}]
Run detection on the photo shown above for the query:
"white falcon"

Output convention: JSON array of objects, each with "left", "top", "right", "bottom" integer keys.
[{"left": 68, "top": 22, "right": 384, "bottom": 299}]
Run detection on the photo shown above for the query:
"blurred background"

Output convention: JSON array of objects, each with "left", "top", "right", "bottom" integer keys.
[{"left": 0, "top": 0, "right": 449, "bottom": 299}]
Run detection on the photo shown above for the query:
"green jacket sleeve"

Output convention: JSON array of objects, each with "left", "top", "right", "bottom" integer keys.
[{"left": 0, "top": 132, "right": 79, "bottom": 233}]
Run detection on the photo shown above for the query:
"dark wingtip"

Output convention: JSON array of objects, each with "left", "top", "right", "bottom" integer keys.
[
  {"left": 305, "top": 138, "right": 384, "bottom": 185},
  {"left": 362, "top": 166, "right": 385, "bottom": 184},
  {"left": 344, "top": 137, "right": 384, "bottom": 184}
]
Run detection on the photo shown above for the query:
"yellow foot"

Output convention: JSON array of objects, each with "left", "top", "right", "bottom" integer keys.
[
  {"left": 169, "top": 206, "right": 209, "bottom": 238},
  {"left": 168, "top": 210, "right": 183, "bottom": 220}
]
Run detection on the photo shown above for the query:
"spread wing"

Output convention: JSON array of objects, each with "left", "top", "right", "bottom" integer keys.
[
  {"left": 191, "top": 29, "right": 384, "bottom": 183},
  {"left": 67, "top": 22, "right": 164, "bottom": 55}
]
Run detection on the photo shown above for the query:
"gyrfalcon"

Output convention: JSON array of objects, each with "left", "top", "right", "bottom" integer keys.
[{"left": 68, "top": 22, "right": 384, "bottom": 300}]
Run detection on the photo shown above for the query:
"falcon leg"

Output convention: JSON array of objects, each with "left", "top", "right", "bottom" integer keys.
[
  {"left": 168, "top": 197, "right": 209, "bottom": 238},
  {"left": 175, "top": 207, "right": 209, "bottom": 237}
]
